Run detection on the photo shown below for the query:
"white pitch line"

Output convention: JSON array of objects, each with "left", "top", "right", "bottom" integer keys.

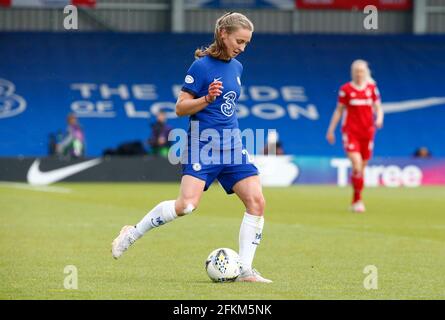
[{"left": 0, "top": 181, "right": 72, "bottom": 194}]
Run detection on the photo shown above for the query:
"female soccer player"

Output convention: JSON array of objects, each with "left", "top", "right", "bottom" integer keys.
[
  {"left": 326, "top": 59, "right": 384, "bottom": 213},
  {"left": 111, "top": 12, "right": 272, "bottom": 283}
]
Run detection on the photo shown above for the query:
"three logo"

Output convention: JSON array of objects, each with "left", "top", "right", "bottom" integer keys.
[{"left": 221, "top": 91, "right": 237, "bottom": 117}]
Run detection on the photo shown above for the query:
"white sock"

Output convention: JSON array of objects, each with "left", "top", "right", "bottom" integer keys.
[
  {"left": 135, "top": 200, "right": 178, "bottom": 237},
  {"left": 239, "top": 212, "right": 264, "bottom": 271}
]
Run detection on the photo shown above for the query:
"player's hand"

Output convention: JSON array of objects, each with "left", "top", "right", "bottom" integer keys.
[
  {"left": 206, "top": 81, "right": 223, "bottom": 103},
  {"left": 375, "top": 119, "right": 383, "bottom": 129},
  {"left": 326, "top": 131, "right": 335, "bottom": 145}
]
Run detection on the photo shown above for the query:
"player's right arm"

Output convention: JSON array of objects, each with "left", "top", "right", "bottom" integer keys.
[
  {"left": 175, "top": 81, "right": 223, "bottom": 117},
  {"left": 326, "top": 102, "right": 345, "bottom": 145},
  {"left": 176, "top": 59, "right": 223, "bottom": 117}
]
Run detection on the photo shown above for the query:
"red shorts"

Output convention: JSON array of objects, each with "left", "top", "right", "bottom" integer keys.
[{"left": 342, "top": 132, "right": 374, "bottom": 161}]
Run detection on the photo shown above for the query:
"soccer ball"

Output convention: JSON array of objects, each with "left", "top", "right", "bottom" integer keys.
[{"left": 205, "top": 248, "right": 241, "bottom": 282}]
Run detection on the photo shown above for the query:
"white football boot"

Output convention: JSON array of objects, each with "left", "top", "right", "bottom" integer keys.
[
  {"left": 236, "top": 268, "right": 273, "bottom": 283},
  {"left": 111, "top": 225, "right": 139, "bottom": 259},
  {"left": 351, "top": 201, "right": 366, "bottom": 213}
]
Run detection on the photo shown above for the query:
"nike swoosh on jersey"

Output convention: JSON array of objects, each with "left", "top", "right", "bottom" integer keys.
[
  {"left": 382, "top": 97, "right": 445, "bottom": 114},
  {"left": 213, "top": 77, "right": 222, "bottom": 82},
  {"left": 27, "top": 158, "right": 102, "bottom": 186}
]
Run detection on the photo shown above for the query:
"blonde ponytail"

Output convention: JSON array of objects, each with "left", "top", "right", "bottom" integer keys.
[{"left": 195, "top": 12, "right": 254, "bottom": 60}]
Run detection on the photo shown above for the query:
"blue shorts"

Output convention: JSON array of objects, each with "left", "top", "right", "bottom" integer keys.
[{"left": 182, "top": 150, "right": 259, "bottom": 194}]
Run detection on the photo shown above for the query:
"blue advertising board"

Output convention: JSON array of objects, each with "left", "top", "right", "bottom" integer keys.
[{"left": 0, "top": 33, "right": 444, "bottom": 157}]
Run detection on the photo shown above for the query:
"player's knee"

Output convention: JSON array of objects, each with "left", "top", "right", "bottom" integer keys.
[
  {"left": 352, "top": 161, "right": 363, "bottom": 176},
  {"left": 352, "top": 166, "right": 363, "bottom": 176},
  {"left": 176, "top": 198, "right": 198, "bottom": 216},
  {"left": 245, "top": 193, "right": 266, "bottom": 216},
  {"left": 258, "top": 195, "right": 266, "bottom": 215}
]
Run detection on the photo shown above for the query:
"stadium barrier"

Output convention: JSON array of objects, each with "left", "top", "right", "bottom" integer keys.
[
  {"left": 0, "top": 156, "right": 181, "bottom": 184},
  {"left": 0, "top": 156, "right": 443, "bottom": 187}
]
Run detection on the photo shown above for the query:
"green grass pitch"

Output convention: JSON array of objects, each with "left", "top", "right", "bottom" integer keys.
[{"left": 0, "top": 182, "right": 444, "bottom": 299}]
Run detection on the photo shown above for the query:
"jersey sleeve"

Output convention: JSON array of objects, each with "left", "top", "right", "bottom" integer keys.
[
  {"left": 337, "top": 85, "right": 348, "bottom": 105},
  {"left": 372, "top": 85, "right": 381, "bottom": 103},
  {"left": 238, "top": 59, "right": 244, "bottom": 75},
  {"left": 181, "top": 60, "right": 206, "bottom": 97}
]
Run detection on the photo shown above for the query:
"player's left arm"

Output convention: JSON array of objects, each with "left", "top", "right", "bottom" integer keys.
[
  {"left": 373, "top": 86, "right": 384, "bottom": 129},
  {"left": 374, "top": 101, "right": 384, "bottom": 129}
]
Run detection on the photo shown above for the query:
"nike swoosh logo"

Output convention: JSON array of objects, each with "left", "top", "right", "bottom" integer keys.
[
  {"left": 27, "top": 158, "right": 102, "bottom": 186},
  {"left": 382, "top": 97, "right": 445, "bottom": 114},
  {"left": 213, "top": 77, "right": 222, "bottom": 82}
]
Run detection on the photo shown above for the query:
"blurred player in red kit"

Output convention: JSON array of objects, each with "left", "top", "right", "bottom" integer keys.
[{"left": 326, "top": 60, "right": 384, "bottom": 212}]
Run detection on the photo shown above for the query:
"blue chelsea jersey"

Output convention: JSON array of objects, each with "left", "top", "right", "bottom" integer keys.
[{"left": 181, "top": 55, "right": 243, "bottom": 150}]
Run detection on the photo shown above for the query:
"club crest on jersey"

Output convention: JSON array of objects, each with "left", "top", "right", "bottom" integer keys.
[
  {"left": 221, "top": 91, "right": 237, "bottom": 117},
  {"left": 366, "top": 89, "right": 372, "bottom": 97},
  {"left": 185, "top": 75, "right": 194, "bottom": 84}
]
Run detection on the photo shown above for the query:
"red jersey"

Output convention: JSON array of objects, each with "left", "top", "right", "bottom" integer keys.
[{"left": 338, "top": 82, "right": 380, "bottom": 139}]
